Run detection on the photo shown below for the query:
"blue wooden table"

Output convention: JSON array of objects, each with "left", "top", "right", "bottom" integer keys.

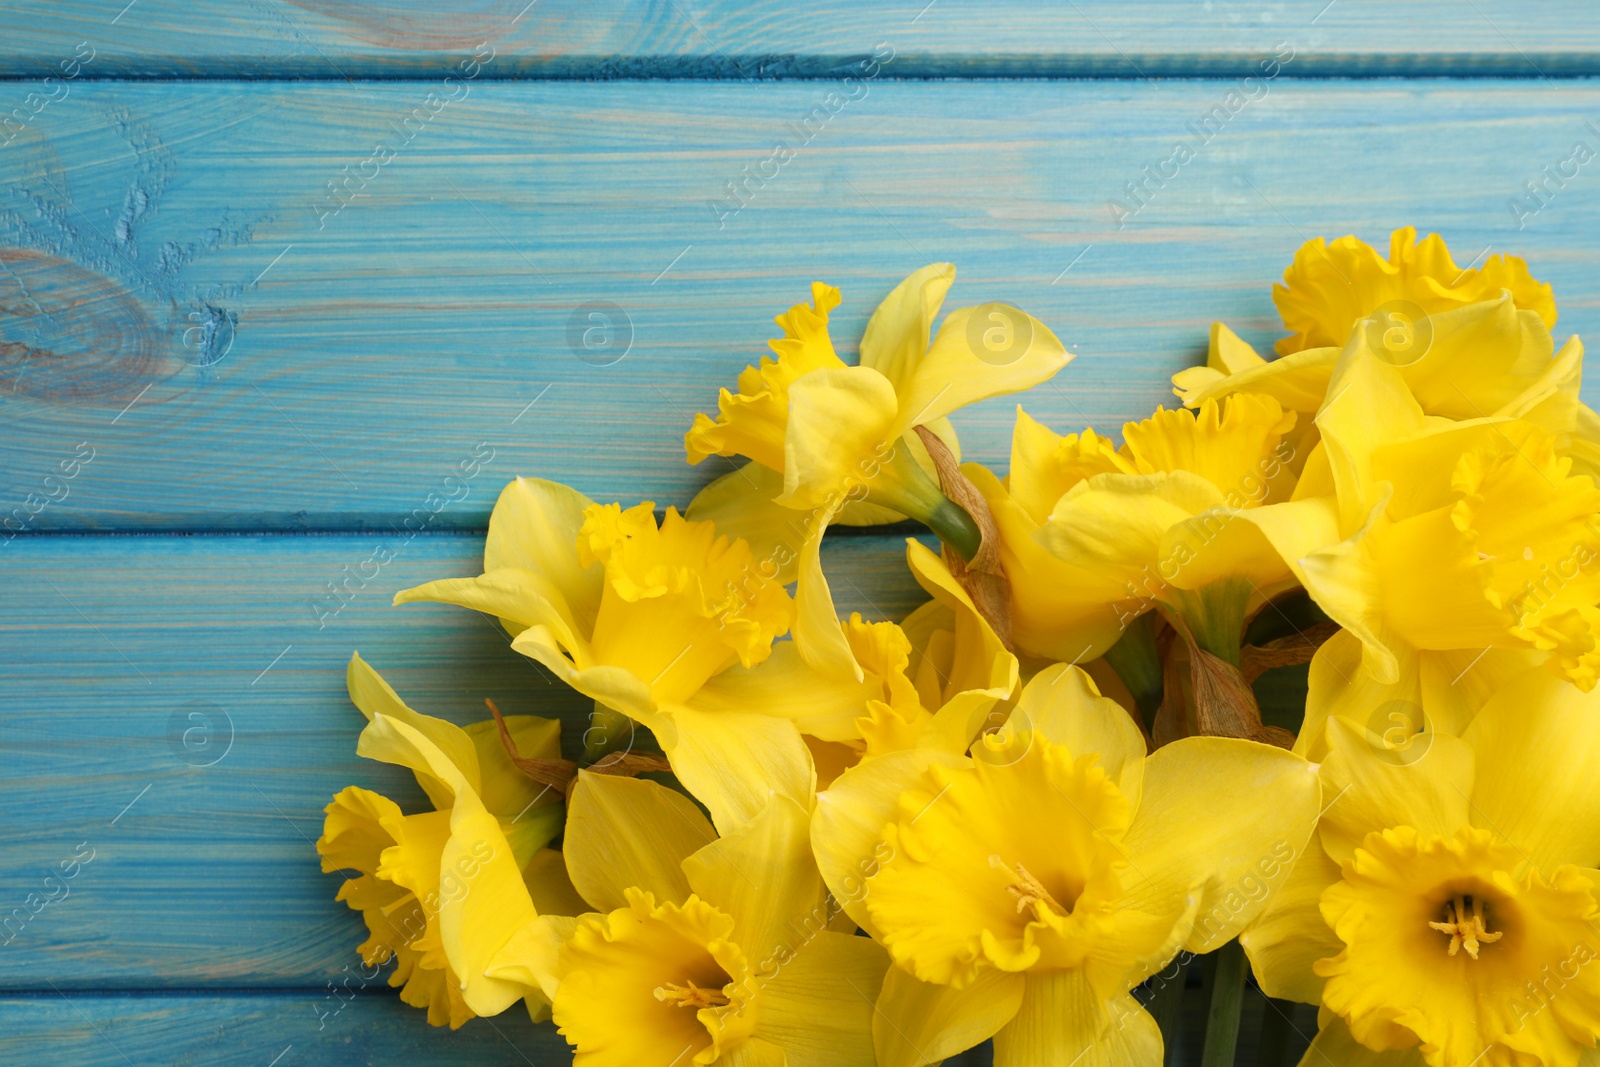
[{"left": 3, "top": 2, "right": 1598, "bottom": 1063}]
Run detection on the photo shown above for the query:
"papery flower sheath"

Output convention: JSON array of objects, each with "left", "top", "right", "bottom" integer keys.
[
  {"left": 511, "top": 771, "right": 889, "bottom": 1067},
  {"left": 684, "top": 264, "right": 1070, "bottom": 681},
  {"left": 810, "top": 664, "right": 1321, "bottom": 1066},
  {"left": 316, "top": 654, "right": 580, "bottom": 1027},
  {"left": 395, "top": 476, "right": 867, "bottom": 832},
  {"left": 1243, "top": 668, "right": 1600, "bottom": 1067}
]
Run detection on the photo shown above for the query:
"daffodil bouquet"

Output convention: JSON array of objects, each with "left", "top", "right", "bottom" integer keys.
[{"left": 315, "top": 232, "right": 1600, "bottom": 1067}]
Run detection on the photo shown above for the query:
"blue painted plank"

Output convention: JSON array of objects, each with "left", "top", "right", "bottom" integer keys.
[
  {"left": 0, "top": 990, "right": 568, "bottom": 1066},
  {"left": 0, "top": 990, "right": 1000, "bottom": 1066},
  {"left": 0, "top": 529, "right": 927, "bottom": 987},
  {"left": 0, "top": 1, "right": 1597, "bottom": 78},
  {"left": 3, "top": 80, "right": 1599, "bottom": 533}
]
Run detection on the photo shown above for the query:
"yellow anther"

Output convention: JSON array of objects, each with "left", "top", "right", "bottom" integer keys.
[
  {"left": 1427, "top": 894, "right": 1503, "bottom": 959},
  {"left": 653, "top": 979, "right": 730, "bottom": 1009},
  {"left": 989, "top": 855, "right": 1069, "bottom": 917}
]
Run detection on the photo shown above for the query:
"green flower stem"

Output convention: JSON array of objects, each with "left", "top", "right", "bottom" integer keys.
[
  {"left": 862, "top": 439, "right": 982, "bottom": 562},
  {"left": 582, "top": 704, "right": 635, "bottom": 763},
  {"left": 1168, "top": 577, "right": 1255, "bottom": 666},
  {"left": 1104, "top": 612, "right": 1164, "bottom": 732},
  {"left": 1200, "top": 940, "right": 1248, "bottom": 1067},
  {"left": 922, "top": 497, "right": 982, "bottom": 562}
]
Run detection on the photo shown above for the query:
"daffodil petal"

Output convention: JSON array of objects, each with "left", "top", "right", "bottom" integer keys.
[
  {"left": 663, "top": 705, "right": 815, "bottom": 835},
  {"left": 1316, "top": 717, "right": 1474, "bottom": 866},
  {"left": 1038, "top": 470, "right": 1225, "bottom": 585},
  {"left": 1463, "top": 667, "right": 1600, "bottom": 872},
  {"left": 1297, "top": 495, "right": 1407, "bottom": 686},
  {"left": 1273, "top": 227, "right": 1554, "bottom": 355},
  {"left": 812, "top": 748, "right": 967, "bottom": 936},
  {"left": 1121, "top": 737, "right": 1321, "bottom": 954},
  {"left": 692, "top": 641, "right": 876, "bottom": 744},
  {"left": 685, "top": 461, "right": 812, "bottom": 586},
  {"left": 968, "top": 462, "right": 1128, "bottom": 663},
  {"left": 484, "top": 912, "right": 579, "bottom": 1005},
  {"left": 781, "top": 366, "right": 900, "bottom": 511},
  {"left": 358, "top": 714, "right": 537, "bottom": 1018},
  {"left": 1295, "top": 1015, "right": 1428, "bottom": 1067},
  {"left": 873, "top": 965, "right": 1025, "bottom": 1067},
  {"left": 507, "top": 627, "right": 657, "bottom": 724},
  {"left": 1398, "top": 292, "right": 1554, "bottom": 420},
  {"left": 905, "top": 539, "right": 1018, "bottom": 702},
  {"left": 1006, "top": 407, "right": 1133, "bottom": 525},
  {"left": 859, "top": 262, "right": 957, "bottom": 396},
  {"left": 482, "top": 477, "right": 603, "bottom": 636},
  {"left": 1012, "top": 664, "right": 1145, "bottom": 807},
  {"left": 462, "top": 714, "right": 561, "bottom": 830},
  {"left": 397, "top": 568, "right": 584, "bottom": 647},
  {"left": 346, "top": 653, "right": 481, "bottom": 804},
  {"left": 752, "top": 930, "right": 890, "bottom": 1067},
  {"left": 716, "top": 1037, "right": 786, "bottom": 1067},
  {"left": 892, "top": 304, "right": 1070, "bottom": 434},
  {"left": 1161, "top": 496, "right": 1341, "bottom": 593},
  {"left": 439, "top": 800, "right": 541, "bottom": 1016},
  {"left": 1210, "top": 321, "right": 1270, "bottom": 374},
  {"left": 1239, "top": 844, "right": 1344, "bottom": 1005},
  {"left": 992, "top": 969, "right": 1160, "bottom": 1067},
  {"left": 563, "top": 771, "right": 714, "bottom": 911},
  {"left": 682, "top": 793, "right": 825, "bottom": 967},
  {"left": 1316, "top": 335, "right": 1427, "bottom": 529},
  {"left": 1177, "top": 345, "right": 1340, "bottom": 415},
  {"left": 522, "top": 848, "right": 589, "bottom": 916},
  {"left": 791, "top": 501, "right": 862, "bottom": 682}
]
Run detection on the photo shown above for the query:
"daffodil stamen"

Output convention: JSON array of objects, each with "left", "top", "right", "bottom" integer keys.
[
  {"left": 653, "top": 979, "right": 731, "bottom": 1010},
  {"left": 989, "top": 854, "right": 1070, "bottom": 917},
  {"left": 1426, "top": 893, "right": 1503, "bottom": 959}
]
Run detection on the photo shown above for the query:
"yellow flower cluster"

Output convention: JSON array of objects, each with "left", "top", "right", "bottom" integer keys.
[{"left": 315, "top": 235, "right": 1600, "bottom": 1067}]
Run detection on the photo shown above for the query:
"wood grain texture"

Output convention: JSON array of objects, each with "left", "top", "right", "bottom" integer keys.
[
  {"left": 0, "top": 990, "right": 571, "bottom": 1067},
  {"left": 1, "top": 1, "right": 1598, "bottom": 78},
  {"left": 0, "top": 989, "right": 998, "bottom": 1066},
  {"left": 0, "top": 529, "right": 930, "bottom": 988},
  {"left": 4, "top": 80, "right": 1600, "bottom": 534}
]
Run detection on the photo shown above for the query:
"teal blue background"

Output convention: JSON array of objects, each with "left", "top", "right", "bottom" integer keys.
[{"left": 2, "top": 2, "right": 1596, "bottom": 1062}]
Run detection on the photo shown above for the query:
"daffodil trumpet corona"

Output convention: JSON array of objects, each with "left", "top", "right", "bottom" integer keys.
[{"left": 307, "top": 235, "right": 1600, "bottom": 1067}]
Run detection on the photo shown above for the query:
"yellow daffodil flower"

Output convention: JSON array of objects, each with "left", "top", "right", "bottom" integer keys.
[
  {"left": 1243, "top": 667, "right": 1600, "bottom": 1067},
  {"left": 968, "top": 393, "right": 1338, "bottom": 666},
  {"left": 811, "top": 664, "right": 1321, "bottom": 1066},
  {"left": 1274, "top": 226, "right": 1555, "bottom": 356},
  {"left": 1288, "top": 327, "right": 1600, "bottom": 746},
  {"left": 517, "top": 771, "right": 889, "bottom": 1066},
  {"left": 1172, "top": 230, "right": 1600, "bottom": 478},
  {"left": 317, "top": 654, "right": 581, "bottom": 1027},
  {"left": 796, "top": 538, "right": 1018, "bottom": 783},
  {"left": 396, "top": 477, "right": 868, "bottom": 833},
  {"left": 684, "top": 264, "right": 1070, "bottom": 682}
]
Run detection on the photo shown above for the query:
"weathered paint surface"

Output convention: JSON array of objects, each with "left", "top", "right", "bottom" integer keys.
[{"left": 2, "top": 3, "right": 1595, "bottom": 1063}]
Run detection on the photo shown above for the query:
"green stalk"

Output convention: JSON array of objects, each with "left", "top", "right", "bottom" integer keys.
[
  {"left": 922, "top": 497, "right": 981, "bottom": 562},
  {"left": 861, "top": 437, "right": 982, "bottom": 562},
  {"left": 1168, "top": 577, "right": 1254, "bottom": 666},
  {"left": 1103, "top": 612, "right": 1164, "bottom": 732},
  {"left": 1200, "top": 940, "right": 1248, "bottom": 1067},
  {"left": 582, "top": 704, "right": 635, "bottom": 762}
]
